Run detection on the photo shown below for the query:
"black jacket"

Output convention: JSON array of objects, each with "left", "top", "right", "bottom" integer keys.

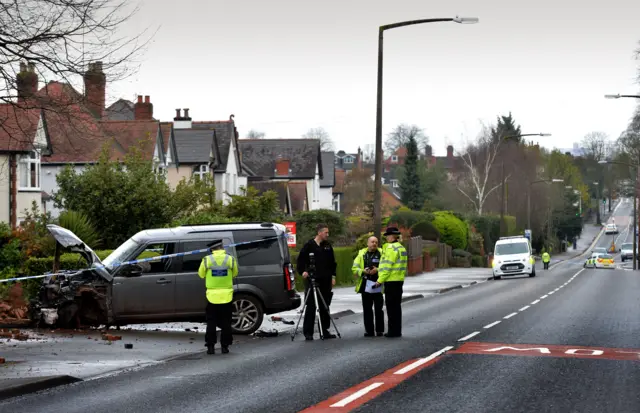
[{"left": 296, "top": 238, "right": 337, "bottom": 280}]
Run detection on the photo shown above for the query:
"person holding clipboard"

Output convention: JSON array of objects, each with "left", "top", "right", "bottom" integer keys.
[{"left": 352, "top": 236, "right": 384, "bottom": 337}]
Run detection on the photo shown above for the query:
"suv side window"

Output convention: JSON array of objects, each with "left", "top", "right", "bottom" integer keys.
[
  {"left": 131, "top": 243, "right": 176, "bottom": 274},
  {"left": 232, "top": 229, "right": 282, "bottom": 275},
  {"left": 179, "top": 241, "right": 212, "bottom": 273}
]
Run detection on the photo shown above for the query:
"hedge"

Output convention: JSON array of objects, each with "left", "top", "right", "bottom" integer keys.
[
  {"left": 290, "top": 247, "right": 356, "bottom": 292},
  {"left": 432, "top": 211, "right": 468, "bottom": 250}
]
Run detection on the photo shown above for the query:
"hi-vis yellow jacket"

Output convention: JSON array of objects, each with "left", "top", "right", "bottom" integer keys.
[
  {"left": 352, "top": 247, "right": 383, "bottom": 292},
  {"left": 198, "top": 250, "right": 238, "bottom": 304},
  {"left": 377, "top": 242, "right": 408, "bottom": 284},
  {"left": 542, "top": 252, "right": 551, "bottom": 263}
]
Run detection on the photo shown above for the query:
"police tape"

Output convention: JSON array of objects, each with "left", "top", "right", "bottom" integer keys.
[{"left": 0, "top": 234, "right": 288, "bottom": 284}]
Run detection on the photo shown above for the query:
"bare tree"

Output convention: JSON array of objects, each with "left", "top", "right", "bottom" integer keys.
[
  {"left": 245, "top": 129, "right": 265, "bottom": 139},
  {"left": 581, "top": 131, "right": 609, "bottom": 161},
  {"left": 1, "top": 0, "right": 154, "bottom": 147},
  {"left": 617, "top": 105, "right": 640, "bottom": 165},
  {"left": 384, "top": 124, "right": 428, "bottom": 155},
  {"left": 302, "top": 127, "right": 333, "bottom": 151},
  {"left": 457, "top": 125, "right": 506, "bottom": 215}
]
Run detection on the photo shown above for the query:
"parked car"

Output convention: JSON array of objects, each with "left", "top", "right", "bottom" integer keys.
[
  {"left": 33, "top": 223, "right": 301, "bottom": 335},
  {"left": 620, "top": 243, "right": 637, "bottom": 262}
]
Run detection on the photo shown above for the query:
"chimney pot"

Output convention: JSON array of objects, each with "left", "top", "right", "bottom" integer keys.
[
  {"left": 20, "top": 62, "right": 27, "bottom": 72},
  {"left": 175, "top": 109, "right": 181, "bottom": 119},
  {"left": 425, "top": 145, "right": 433, "bottom": 157},
  {"left": 84, "top": 60, "right": 106, "bottom": 118},
  {"left": 134, "top": 94, "right": 153, "bottom": 120},
  {"left": 144, "top": 95, "right": 150, "bottom": 103},
  {"left": 27, "top": 62, "right": 35, "bottom": 72},
  {"left": 447, "top": 145, "right": 454, "bottom": 158},
  {"left": 183, "top": 108, "right": 190, "bottom": 119},
  {"left": 137, "top": 95, "right": 143, "bottom": 103}
]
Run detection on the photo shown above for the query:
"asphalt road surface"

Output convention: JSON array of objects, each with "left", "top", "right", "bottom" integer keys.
[{"left": 2, "top": 201, "right": 639, "bottom": 413}]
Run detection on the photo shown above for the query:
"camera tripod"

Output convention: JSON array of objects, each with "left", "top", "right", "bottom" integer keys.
[{"left": 291, "top": 276, "right": 342, "bottom": 341}]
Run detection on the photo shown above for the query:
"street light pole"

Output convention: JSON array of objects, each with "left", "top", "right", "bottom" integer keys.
[
  {"left": 499, "top": 133, "right": 552, "bottom": 236},
  {"left": 373, "top": 16, "right": 479, "bottom": 241}
]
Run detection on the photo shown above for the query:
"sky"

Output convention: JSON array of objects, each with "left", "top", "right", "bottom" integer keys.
[{"left": 104, "top": 0, "right": 640, "bottom": 156}]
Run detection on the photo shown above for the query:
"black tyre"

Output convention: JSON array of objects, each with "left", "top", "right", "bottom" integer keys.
[
  {"left": 231, "top": 294, "right": 264, "bottom": 335},
  {"left": 493, "top": 275, "right": 502, "bottom": 280}
]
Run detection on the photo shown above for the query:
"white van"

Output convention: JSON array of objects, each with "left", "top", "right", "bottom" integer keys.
[{"left": 492, "top": 236, "right": 535, "bottom": 280}]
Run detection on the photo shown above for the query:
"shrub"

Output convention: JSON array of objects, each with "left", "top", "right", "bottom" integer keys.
[
  {"left": 468, "top": 230, "right": 485, "bottom": 256},
  {"left": 58, "top": 210, "right": 102, "bottom": 249},
  {"left": 291, "top": 246, "right": 356, "bottom": 292},
  {"left": 452, "top": 249, "right": 472, "bottom": 258},
  {"left": 432, "top": 211, "right": 468, "bottom": 250},
  {"left": 388, "top": 208, "right": 433, "bottom": 229},
  {"left": 294, "top": 210, "right": 346, "bottom": 248},
  {"left": 353, "top": 232, "right": 388, "bottom": 254},
  {"left": 471, "top": 255, "right": 485, "bottom": 267},
  {"left": 411, "top": 220, "right": 440, "bottom": 241},
  {"left": 467, "top": 215, "right": 500, "bottom": 253},
  {"left": 450, "top": 256, "right": 471, "bottom": 268}
]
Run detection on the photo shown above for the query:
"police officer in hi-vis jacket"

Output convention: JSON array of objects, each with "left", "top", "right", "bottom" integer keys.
[
  {"left": 374, "top": 227, "right": 408, "bottom": 338},
  {"left": 352, "top": 236, "right": 384, "bottom": 337},
  {"left": 198, "top": 239, "right": 238, "bottom": 355}
]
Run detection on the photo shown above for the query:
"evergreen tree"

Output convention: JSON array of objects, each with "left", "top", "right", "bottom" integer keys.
[
  {"left": 491, "top": 112, "right": 522, "bottom": 143},
  {"left": 399, "top": 136, "right": 424, "bottom": 210}
]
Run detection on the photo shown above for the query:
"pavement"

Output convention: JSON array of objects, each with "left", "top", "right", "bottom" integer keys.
[{"left": 0, "top": 200, "right": 626, "bottom": 408}]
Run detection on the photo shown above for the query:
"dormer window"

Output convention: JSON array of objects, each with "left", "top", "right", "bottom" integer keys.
[
  {"left": 391, "top": 155, "right": 398, "bottom": 163},
  {"left": 390, "top": 179, "right": 399, "bottom": 188},
  {"left": 19, "top": 150, "right": 41, "bottom": 190},
  {"left": 344, "top": 156, "right": 354, "bottom": 164},
  {"left": 193, "top": 164, "right": 209, "bottom": 180}
]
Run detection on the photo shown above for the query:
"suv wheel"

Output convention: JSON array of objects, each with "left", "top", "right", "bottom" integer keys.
[
  {"left": 493, "top": 275, "right": 501, "bottom": 280},
  {"left": 231, "top": 294, "right": 264, "bottom": 335}
]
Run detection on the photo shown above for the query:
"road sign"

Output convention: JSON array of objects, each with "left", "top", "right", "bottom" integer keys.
[
  {"left": 524, "top": 229, "right": 531, "bottom": 240},
  {"left": 284, "top": 222, "right": 296, "bottom": 247}
]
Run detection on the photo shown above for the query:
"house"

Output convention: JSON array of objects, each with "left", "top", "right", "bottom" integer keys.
[
  {"left": 335, "top": 149, "right": 362, "bottom": 171},
  {"left": 238, "top": 139, "right": 325, "bottom": 214},
  {"left": 424, "top": 144, "right": 463, "bottom": 179},
  {"left": 333, "top": 169, "right": 345, "bottom": 212},
  {"left": 161, "top": 110, "right": 248, "bottom": 203},
  {"left": 0, "top": 98, "right": 52, "bottom": 227},
  {"left": 320, "top": 152, "right": 336, "bottom": 210}
]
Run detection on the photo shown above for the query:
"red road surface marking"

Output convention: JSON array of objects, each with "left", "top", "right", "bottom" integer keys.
[
  {"left": 453, "top": 342, "right": 640, "bottom": 361},
  {"left": 299, "top": 352, "right": 448, "bottom": 412}
]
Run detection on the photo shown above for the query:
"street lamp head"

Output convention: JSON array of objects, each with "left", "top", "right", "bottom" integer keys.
[
  {"left": 539, "top": 133, "right": 552, "bottom": 137},
  {"left": 598, "top": 160, "right": 609, "bottom": 164},
  {"left": 604, "top": 94, "right": 621, "bottom": 99},
  {"left": 551, "top": 179, "right": 564, "bottom": 183},
  {"left": 453, "top": 16, "right": 479, "bottom": 24}
]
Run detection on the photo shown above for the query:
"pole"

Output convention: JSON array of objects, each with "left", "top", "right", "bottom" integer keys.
[
  {"left": 373, "top": 28, "right": 384, "bottom": 241},
  {"left": 596, "top": 183, "right": 601, "bottom": 225},
  {"left": 499, "top": 159, "right": 505, "bottom": 235},
  {"left": 634, "top": 168, "right": 637, "bottom": 270},
  {"left": 527, "top": 184, "right": 531, "bottom": 230}
]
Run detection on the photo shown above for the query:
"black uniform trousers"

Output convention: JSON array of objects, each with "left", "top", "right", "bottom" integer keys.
[
  {"left": 303, "top": 277, "right": 333, "bottom": 337},
  {"left": 543, "top": 261, "right": 549, "bottom": 270},
  {"left": 205, "top": 301, "right": 233, "bottom": 347},
  {"left": 383, "top": 281, "right": 404, "bottom": 336},
  {"left": 361, "top": 292, "right": 384, "bottom": 334}
]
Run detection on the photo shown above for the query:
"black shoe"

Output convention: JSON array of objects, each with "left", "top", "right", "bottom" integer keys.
[
  {"left": 207, "top": 345, "right": 215, "bottom": 355},
  {"left": 305, "top": 335, "right": 314, "bottom": 341},
  {"left": 221, "top": 346, "right": 229, "bottom": 354},
  {"left": 364, "top": 332, "right": 374, "bottom": 337},
  {"left": 323, "top": 332, "right": 337, "bottom": 339},
  {"left": 376, "top": 332, "right": 384, "bottom": 337},
  {"left": 384, "top": 333, "right": 401, "bottom": 338}
]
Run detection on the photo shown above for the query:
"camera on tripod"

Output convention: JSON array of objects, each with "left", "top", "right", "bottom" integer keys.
[{"left": 308, "top": 252, "right": 317, "bottom": 280}]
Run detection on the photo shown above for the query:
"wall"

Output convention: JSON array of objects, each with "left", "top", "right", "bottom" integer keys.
[
  {"left": 319, "top": 187, "right": 334, "bottom": 209},
  {"left": 41, "top": 164, "right": 87, "bottom": 218},
  {"left": 307, "top": 163, "right": 321, "bottom": 210},
  {"left": 17, "top": 190, "right": 41, "bottom": 223},
  {"left": 166, "top": 165, "right": 192, "bottom": 190},
  {"left": 0, "top": 155, "right": 10, "bottom": 223}
]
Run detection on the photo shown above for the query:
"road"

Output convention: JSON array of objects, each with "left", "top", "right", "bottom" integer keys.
[{"left": 1, "top": 200, "right": 639, "bottom": 413}]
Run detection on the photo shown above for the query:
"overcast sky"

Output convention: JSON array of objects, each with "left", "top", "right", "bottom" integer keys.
[{"left": 107, "top": 0, "right": 640, "bottom": 156}]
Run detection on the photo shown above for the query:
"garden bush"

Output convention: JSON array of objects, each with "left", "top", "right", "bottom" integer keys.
[
  {"left": 468, "top": 230, "right": 485, "bottom": 256},
  {"left": 411, "top": 220, "right": 440, "bottom": 241},
  {"left": 290, "top": 247, "right": 357, "bottom": 292},
  {"left": 432, "top": 211, "right": 468, "bottom": 250},
  {"left": 471, "top": 255, "right": 485, "bottom": 267},
  {"left": 388, "top": 208, "right": 433, "bottom": 229},
  {"left": 294, "top": 210, "right": 346, "bottom": 249},
  {"left": 452, "top": 248, "right": 472, "bottom": 258}
]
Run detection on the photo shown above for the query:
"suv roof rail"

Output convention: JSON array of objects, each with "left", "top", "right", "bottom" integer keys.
[
  {"left": 179, "top": 222, "right": 275, "bottom": 227},
  {"left": 498, "top": 235, "right": 526, "bottom": 240}
]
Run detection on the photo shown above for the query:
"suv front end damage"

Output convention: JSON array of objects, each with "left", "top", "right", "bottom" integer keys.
[{"left": 31, "top": 225, "right": 114, "bottom": 328}]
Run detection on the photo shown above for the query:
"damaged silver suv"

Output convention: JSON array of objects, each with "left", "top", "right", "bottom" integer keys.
[{"left": 33, "top": 222, "right": 300, "bottom": 335}]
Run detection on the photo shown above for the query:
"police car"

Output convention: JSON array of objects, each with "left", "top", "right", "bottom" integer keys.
[{"left": 492, "top": 236, "right": 536, "bottom": 280}]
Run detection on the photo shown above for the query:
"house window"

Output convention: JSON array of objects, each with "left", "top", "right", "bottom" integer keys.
[
  {"left": 391, "top": 155, "right": 398, "bottom": 163},
  {"left": 192, "top": 164, "right": 209, "bottom": 180},
  {"left": 391, "top": 179, "right": 399, "bottom": 188},
  {"left": 344, "top": 156, "right": 354, "bottom": 164},
  {"left": 19, "top": 150, "right": 40, "bottom": 190}
]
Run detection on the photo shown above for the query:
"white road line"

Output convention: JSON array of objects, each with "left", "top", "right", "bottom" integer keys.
[
  {"left": 531, "top": 299, "right": 540, "bottom": 305},
  {"left": 393, "top": 346, "right": 454, "bottom": 375},
  {"left": 484, "top": 320, "right": 501, "bottom": 329},
  {"left": 458, "top": 331, "right": 481, "bottom": 341},
  {"left": 519, "top": 305, "right": 530, "bottom": 311},
  {"left": 541, "top": 295, "right": 548, "bottom": 299},
  {"left": 330, "top": 382, "right": 384, "bottom": 407},
  {"left": 548, "top": 291, "right": 555, "bottom": 295},
  {"left": 504, "top": 312, "right": 518, "bottom": 319}
]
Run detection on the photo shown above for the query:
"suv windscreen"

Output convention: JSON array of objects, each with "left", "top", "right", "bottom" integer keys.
[
  {"left": 622, "top": 243, "right": 633, "bottom": 250},
  {"left": 103, "top": 238, "right": 141, "bottom": 269},
  {"left": 495, "top": 242, "right": 529, "bottom": 255},
  {"left": 232, "top": 229, "right": 282, "bottom": 275}
]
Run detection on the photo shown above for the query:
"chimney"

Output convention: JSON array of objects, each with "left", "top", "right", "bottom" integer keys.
[
  {"left": 275, "top": 157, "right": 290, "bottom": 177},
  {"left": 134, "top": 94, "right": 154, "bottom": 120},
  {"left": 447, "top": 145, "right": 454, "bottom": 159},
  {"left": 425, "top": 145, "right": 433, "bottom": 158},
  {"left": 357, "top": 147, "right": 363, "bottom": 168},
  {"left": 173, "top": 107, "right": 192, "bottom": 129},
  {"left": 17, "top": 61, "right": 38, "bottom": 100},
  {"left": 84, "top": 61, "right": 106, "bottom": 118}
]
